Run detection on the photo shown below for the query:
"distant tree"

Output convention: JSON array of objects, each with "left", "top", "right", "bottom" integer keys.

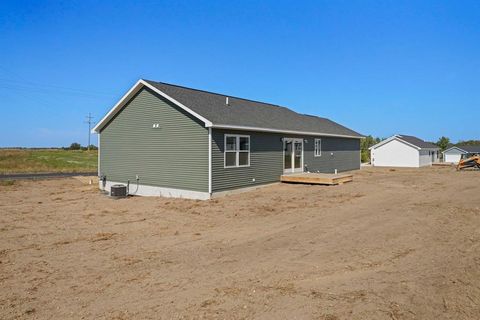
[
  {"left": 361, "top": 135, "right": 381, "bottom": 163},
  {"left": 69, "top": 142, "right": 81, "bottom": 150},
  {"left": 435, "top": 136, "right": 450, "bottom": 151},
  {"left": 456, "top": 139, "right": 480, "bottom": 146}
]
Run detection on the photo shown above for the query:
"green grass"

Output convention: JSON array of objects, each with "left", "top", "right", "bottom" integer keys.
[{"left": 0, "top": 149, "right": 98, "bottom": 174}]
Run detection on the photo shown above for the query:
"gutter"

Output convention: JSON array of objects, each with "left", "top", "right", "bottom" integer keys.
[{"left": 209, "top": 124, "right": 364, "bottom": 139}]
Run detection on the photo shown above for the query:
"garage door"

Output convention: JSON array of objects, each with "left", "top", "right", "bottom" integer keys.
[{"left": 445, "top": 153, "right": 462, "bottom": 163}]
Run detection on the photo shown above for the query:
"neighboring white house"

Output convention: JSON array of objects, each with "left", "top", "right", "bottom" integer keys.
[
  {"left": 369, "top": 134, "right": 440, "bottom": 168},
  {"left": 443, "top": 145, "right": 480, "bottom": 163}
]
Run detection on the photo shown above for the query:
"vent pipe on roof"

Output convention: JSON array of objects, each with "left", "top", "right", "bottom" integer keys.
[{"left": 226, "top": 97, "right": 229, "bottom": 106}]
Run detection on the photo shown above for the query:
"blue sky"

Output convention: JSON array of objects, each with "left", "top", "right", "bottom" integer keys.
[{"left": 0, "top": 0, "right": 479, "bottom": 147}]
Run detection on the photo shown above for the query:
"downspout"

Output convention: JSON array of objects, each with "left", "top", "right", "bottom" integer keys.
[
  {"left": 208, "top": 127, "right": 212, "bottom": 197},
  {"left": 97, "top": 133, "right": 100, "bottom": 178}
]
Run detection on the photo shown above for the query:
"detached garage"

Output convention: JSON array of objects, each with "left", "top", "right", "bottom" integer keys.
[
  {"left": 443, "top": 146, "right": 480, "bottom": 163},
  {"left": 370, "top": 134, "right": 440, "bottom": 168}
]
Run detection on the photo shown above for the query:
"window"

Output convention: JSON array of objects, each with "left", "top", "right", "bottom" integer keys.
[
  {"left": 314, "top": 138, "right": 322, "bottom": 157},
  {"left": 224, "top": 134, "right": 250, "bottom": 167}
]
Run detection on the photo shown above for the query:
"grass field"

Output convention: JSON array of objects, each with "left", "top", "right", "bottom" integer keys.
[{"left": 0, "top": 149, "right": 97, "bottom": 174}]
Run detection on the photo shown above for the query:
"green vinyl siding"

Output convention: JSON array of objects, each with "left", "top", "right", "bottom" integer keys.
[
  {"left": 100, "top": 87, "right": 208, "bottom": 192},
  {"left": 211, "top": 129, "right": 360, "bottom": 192}
]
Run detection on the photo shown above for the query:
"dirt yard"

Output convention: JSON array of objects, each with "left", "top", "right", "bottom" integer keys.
[{"left": 1, "top": 167, "right": 479, "bottom": 319}]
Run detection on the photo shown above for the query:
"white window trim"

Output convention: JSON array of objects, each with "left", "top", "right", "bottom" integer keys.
[
  {"left": 314, "top": 138, "right": 322, "bottom": 157},
  {"left": 224, "top": 134, "right": 250, "bottom": 168}
]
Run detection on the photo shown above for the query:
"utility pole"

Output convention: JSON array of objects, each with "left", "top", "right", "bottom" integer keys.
[{"left": 85, "top": 113, "right": 93, "bottom": 151}]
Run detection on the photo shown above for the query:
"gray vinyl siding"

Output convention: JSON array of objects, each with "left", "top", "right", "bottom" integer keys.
[
  {"left": 99, "top": 87, "right": 208, "bottom": 192},
  {"left": 306, "top": 137, "right": 361, "bottom": 173},
  {"left": 211, "top": 129, "right": 360, "bottom": 192},
  {"left": 211, "top": 130, "right": 284, "bottom": 192}
]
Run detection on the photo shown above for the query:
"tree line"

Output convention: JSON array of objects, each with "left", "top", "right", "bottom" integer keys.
[{"left": 66, "top": 142, "right": 98, "bottom": 151}]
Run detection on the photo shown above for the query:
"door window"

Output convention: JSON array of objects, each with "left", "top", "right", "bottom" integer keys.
[
  {"left": 283, "top": 138, "right": 303, "bottom": 173},
  {"left": 284, "top": 141, "right": 292, "bottom": 170}
]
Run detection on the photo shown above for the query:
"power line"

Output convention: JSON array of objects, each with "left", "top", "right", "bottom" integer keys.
[
  {"left": 0, "top": 81, "right": 114, "bottom": 98},
  {"left": 85, "top": 113, "right": 94, "bottom": 150},
  {"left": 0, "top": 78, "right": 113, "bottom": 96},
  {"left": 0, "top": 65, "right": 114, "bottom": 98}
]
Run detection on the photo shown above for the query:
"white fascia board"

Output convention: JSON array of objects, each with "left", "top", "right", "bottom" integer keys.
[
  {"left": 368, "top": 135, "right": 399, "bottom": 150},
  {"left": 141, "top": 80, "right": 212, "bottom": 127},
  {"left": 369, "top": 135, "right": 422, "bottom": 151},
  {"left": 393, "top": 138, "right": 422, "bottom": 150},
  {"left": 92, "top": 79, "right": 212, "bottom": 133},
  {"left": 442, "top": 146, "right": 467, "bottom": 154},
  {"left": 92, "top": 79, "right": 144, "bottom": 133},
  {"left": 209, "top": 124, "right": 363, "bottom": 139}
]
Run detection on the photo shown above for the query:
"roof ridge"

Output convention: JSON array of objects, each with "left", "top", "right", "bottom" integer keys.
[
  {"left": 398, "top": 134, "right": 428, "bottom": 141},
  {"left": 302, "top": 113, "right": 328, "bottom": 120},
  {"left": 396, "top": 134, "right": 438, "bottom": 149},
  {"left": 143, "top": 79, "right": 286, "bottom": 109},
  {"left": 398, "top": 134, "right": 419, "bottom": 138}
]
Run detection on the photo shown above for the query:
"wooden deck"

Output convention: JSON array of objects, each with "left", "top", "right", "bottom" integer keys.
[
  {"left": 432, "top": 162, "right": 454, "bottom": 167},
  {"left": 280, "top": 172, "right": 353, "bottom": 185}
]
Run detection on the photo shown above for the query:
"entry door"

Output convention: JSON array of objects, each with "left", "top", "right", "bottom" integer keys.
[{"left": 283, "top": 138, "right": 303, "bottom": 173}]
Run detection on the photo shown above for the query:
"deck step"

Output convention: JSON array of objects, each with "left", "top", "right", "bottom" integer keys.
[{"left": 280, "top": 172, "right": 353, "bottom": 185}]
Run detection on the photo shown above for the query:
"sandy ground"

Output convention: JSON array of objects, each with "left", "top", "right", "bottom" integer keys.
[{"left": 0, "top": 166, "right": 479, "bottom": 319}]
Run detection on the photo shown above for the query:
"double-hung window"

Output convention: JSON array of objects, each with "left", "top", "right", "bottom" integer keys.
[
  {"left": 225, "top": 134, "right": 250, "bottom": 167},
  {"left": 314, "top": 138, "right": 322, "bottom": 157}
]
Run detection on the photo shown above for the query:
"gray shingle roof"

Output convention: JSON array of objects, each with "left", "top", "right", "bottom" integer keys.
[
  {"left": 397, "top": 135, "right": 439, "bottom": 149},
  {"left": 144, "top": 80, "right": 362, "bottom": 138},
  {"left": 455, "top": 145, "right": 480, "bottom": 153}
]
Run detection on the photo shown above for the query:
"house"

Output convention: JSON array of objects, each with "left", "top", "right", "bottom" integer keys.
[
  {"left": 93, "top": 79, "right": 363, "bottom": 199},
  {"left": 369, "top": 134, "right": 440, "bottom": 168},
  {"left": 442, "top": 145, "right": 480, "bottom": 163}
]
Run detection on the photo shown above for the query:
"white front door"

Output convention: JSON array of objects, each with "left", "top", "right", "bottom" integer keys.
[{"left": 283, "top": 138, "right": 303, "bottom": 173}]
